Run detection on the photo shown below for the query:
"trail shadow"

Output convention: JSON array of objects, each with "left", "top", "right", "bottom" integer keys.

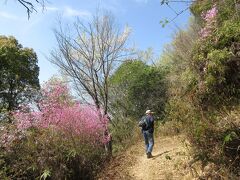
[{"left": 152, "top": 150, "right": 172, "bottom": 159}]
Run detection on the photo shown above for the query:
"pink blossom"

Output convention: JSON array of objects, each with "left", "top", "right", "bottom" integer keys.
[
  {"left": 13, "top": 80, "right": 110, "bottom": 145},
  {"left": 201, "top": 5, "right": 218, "bottom": 22},
  {"left": 199, "top": 4, "right": 218, "bottom": 38},
  {"left": 199, "top": 27, "right": 212, "bottom": 38}
]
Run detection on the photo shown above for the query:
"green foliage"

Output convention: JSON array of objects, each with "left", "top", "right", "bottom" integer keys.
[
  {"left": 159, "top": 18, "right": 169, "bottom": 28},
  {"left": 157, "top": 19, "right": 201, "bottom": 138},
  {"left": 190, "top": 0, "right": 213, "bottom": 18},
  {"left": 109, "top": 117, "right": 140, "bottom": 154},
  {"left": 191, "top": 1, "right": 240, "bottom": 107},
  {"left": 0, "top": 36, "right": 40, "bottom": 112},
  {"left": 40, "top": 169, "right": 51, "bottom": 180},
  {"left": 110, "top": 60, "right": 167, "bottom": 119},
  {"left": 159, "top": 18, "right": 200, "bottom": 96},
  {"left": 203, "top": 49, "right": 232, "bottom": 94},
  {"left": 159, "top": 1, "right": 240, "bottom": 177},
  {"left": 216, "top": 20, "right": 240, "bottom": 48},
  {"left": 217, "top": 0, "right": 240, "bottom": 23},
  {"left": 223, "top": 132, "right": 236, "bottom": 144},
  {"left": 110, "top": 60, "right": 147, "bottom": 86},
  {"left": 0, "top": 127, "right": 107, "bottom": 179},
  {"left": 187, "top": 107, "right": 240, "bottom": 174}
]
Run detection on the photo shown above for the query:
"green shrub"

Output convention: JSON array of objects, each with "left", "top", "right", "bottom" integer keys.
[
  {"left": 159, "top": 1, "right": 240, "bottom": 178},
  {"left": 187, "top": 106, "right": 240, "bottom": 175},
  {"left": 109, "top": 60, "right": 167, "bottom": 120},
  {"left": 191, "top": 0, "right": 240, "bottom": 108},
  {"left": 0, "top": 126, "right": 107, "bottom": 179},
  {"left": 109, "top": 117, "right": 140, "bottom": 154}
]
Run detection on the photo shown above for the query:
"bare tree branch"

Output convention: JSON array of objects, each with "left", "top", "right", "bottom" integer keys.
[
  {"left": 160, "top": 0, "right": 195, "bottom": 27},
  {"left": 50, "top": 12, "right": 133, "bottom": 115},
  {"left": 16, "top": 0, "right": 46, "bottom": 19},
  {"left": 161, "top": 0, "right": 195, "bottom": 4}
]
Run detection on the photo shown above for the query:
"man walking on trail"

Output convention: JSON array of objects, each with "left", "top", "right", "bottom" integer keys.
[{"left": 140, "top": 110, "right": 154, "bottom": 158}]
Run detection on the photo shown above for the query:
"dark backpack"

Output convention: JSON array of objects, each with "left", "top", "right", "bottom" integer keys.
[{"left": 138, "top": 116, "right": 149, "bottom": 130}]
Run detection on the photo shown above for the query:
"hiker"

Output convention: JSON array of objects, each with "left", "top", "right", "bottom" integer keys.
[{"left": 140, "top": 110, "right": 154, "bottom": 158}]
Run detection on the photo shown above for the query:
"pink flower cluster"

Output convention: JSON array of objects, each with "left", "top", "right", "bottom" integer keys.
[
  {"left": 13, "top": 80, "right": 109, "bottom": 145},
  {"left": 199, "top": 4, "right": 218, "bottom": 38}
]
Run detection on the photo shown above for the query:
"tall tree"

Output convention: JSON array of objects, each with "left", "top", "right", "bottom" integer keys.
[
  {"left": 0, "top": 36, "right": 40, "bottom": 112},
  {"left": 110, "top": 60, "right": 167, "bottom": 120},
  {"left": 50, "top": 12, "right": 131, "bottom": 115}
]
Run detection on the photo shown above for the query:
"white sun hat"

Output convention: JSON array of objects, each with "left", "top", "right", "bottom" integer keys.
[{"left": 145, "top": 110, "right": 152, "bottom": 114}]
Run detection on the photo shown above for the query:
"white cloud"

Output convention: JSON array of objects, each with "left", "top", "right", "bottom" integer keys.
[
  {"left": 43, "top": 6, "right": 91, "bottom": 18},
  {"left": 45, "top": 6, "right": 59, "bottom": 12},
  {"left": 63, "top": 6, "right": 91, "bottom": 18},
  {"left": 0, "top": 11, "right": 18, "bottom": 20}
]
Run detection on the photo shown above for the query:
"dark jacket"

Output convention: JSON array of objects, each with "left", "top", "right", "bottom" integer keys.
[{"left": 142, "top": 115, "right": 154, "bottom": 133}]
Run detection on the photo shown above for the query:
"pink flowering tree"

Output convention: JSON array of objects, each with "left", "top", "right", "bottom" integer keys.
[
  {"left": 13, "top": 79, "right": 110, "bottom": 145},
  {"left": 199, "top": 4, "right": 218, "bottom": 38}
]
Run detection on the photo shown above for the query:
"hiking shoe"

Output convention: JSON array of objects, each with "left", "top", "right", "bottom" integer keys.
[{"left": 147, "top": 152, "right": 152, "bottom": 158}]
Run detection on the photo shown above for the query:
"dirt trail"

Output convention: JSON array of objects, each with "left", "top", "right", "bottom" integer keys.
[{"left": 98, "top": 135, "right": 194, "bottom": 180}]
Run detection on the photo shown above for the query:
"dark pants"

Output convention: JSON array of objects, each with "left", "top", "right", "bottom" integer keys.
[{"left": 143, "top": 130, "right": 154, "bottom": 153}]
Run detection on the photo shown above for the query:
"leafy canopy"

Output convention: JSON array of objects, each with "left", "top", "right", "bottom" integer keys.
[
  {"left": 110, "top": 60, "right": 167, "bottom": 119},
  {"left": 0, "top": 36, "right": 39, "bottom": 112}
]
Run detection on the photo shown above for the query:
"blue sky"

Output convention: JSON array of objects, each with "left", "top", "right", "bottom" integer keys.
[{"left": 0, "top": 0, "right": 192, "bottom": 84}]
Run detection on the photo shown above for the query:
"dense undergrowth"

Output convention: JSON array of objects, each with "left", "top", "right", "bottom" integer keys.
[
  {"left": 109, "top": 117, "right": 141, "bottom": 154},
  {"left": 0, "top": 80, "right": 110, "bottom": 179},
  {"left": 160, "top": 0, "right": 240, "bottom": 178},
  {"left": 0, "top": 125, "right": 107, "bottom": 179}
]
